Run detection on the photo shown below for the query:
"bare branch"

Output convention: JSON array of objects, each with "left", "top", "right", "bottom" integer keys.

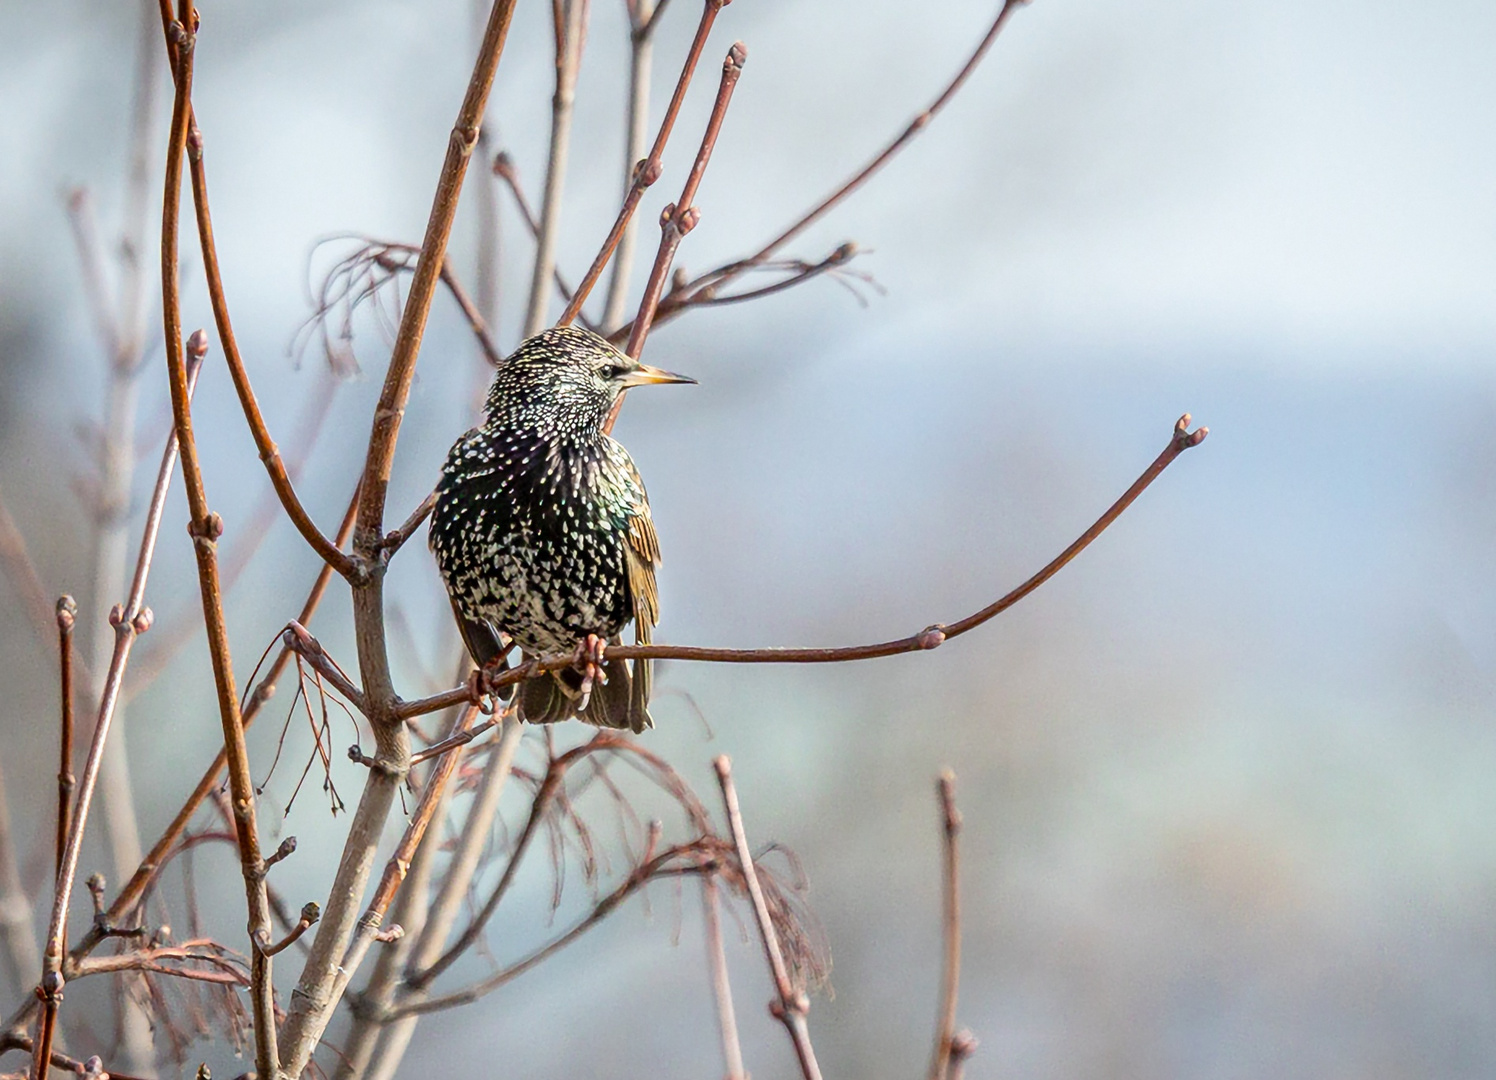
[
  {"left": 100, "top": 482, "right": 358, "bottom": 933},
  {"left": 54, "top": 600, "right": 77, "bottom": 888},
  {"left": 263, "top": 904, "right": 321, "bottom": 958},
  {"left": 702, "top": 874, "right": 746, "bottom": 1080},
  {"left": 399, "top": 416, "right": 1208, "bottom": 718},
  {"left": 184, "top": 107, "right": 352, "bottom": 577}
]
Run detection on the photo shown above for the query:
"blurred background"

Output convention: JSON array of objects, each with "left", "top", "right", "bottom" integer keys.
[{"left": 4, "top": 0, "right": 1496, "bottom": 1076}]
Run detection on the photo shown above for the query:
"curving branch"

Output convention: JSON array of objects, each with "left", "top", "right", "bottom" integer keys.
[
  {"left": 183, "top": 107, "right": 352, "bottom": 577},
  {"left": 399, "top": 416, "right": 1208, "bottom": 720}
]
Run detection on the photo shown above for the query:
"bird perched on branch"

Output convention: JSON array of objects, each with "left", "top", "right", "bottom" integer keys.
[{"left": 430, "top": 325, "right": 694, "bottom": 733}]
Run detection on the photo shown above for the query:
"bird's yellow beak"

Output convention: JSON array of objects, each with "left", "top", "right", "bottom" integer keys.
[{"left": 619, "top": 363, "right": 696, "bottom": 387}]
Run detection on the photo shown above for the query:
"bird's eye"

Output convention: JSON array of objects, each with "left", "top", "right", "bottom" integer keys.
[{"left": 599, "top": 364, "right": 623, "bottom": 379}]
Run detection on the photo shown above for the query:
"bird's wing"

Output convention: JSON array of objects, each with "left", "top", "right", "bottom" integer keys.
[
  {"left": 623, "top": 479, "right": 660, "bottom": 728},
  {"left": 625, "top": 499, "right": 660, "bottom": 640}
]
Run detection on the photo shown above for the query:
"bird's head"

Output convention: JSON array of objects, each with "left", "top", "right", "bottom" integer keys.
[{"left": 483, "top": 325, "right": 695, "bottom": 434}]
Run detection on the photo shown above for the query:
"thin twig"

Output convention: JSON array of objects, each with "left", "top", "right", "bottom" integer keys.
[
  {"left": 380, "top": 841, "right": 722, "bottom": 1020},
  {"left": 160, "top": 1, "right": 280, "bottom": 1067},
  {"left": 282, "top": 622, "right": 366, "bottom": 716},
  {"left": 54, "top": 600, "right": 77, "bottom": 885},
  {"left": 603, "top": 40, "right": 744, "bottom": 434},
  {"left": 183, "top": 101, "right": 351, "bottom": 578},
  {"left": 715, "top": 756, "right": 822, "bottom": 1080},
  {"left": 399, "top": 416, "right": 1208, "bottom": 718},
  {"left": 560, "top": 0, "right": 728, "bottom": 326},
  {"left": 928, "top": 771, "right": 964, "bottom": 1080},
  {"left": 263, "top": 904, "right": 321, "bottom": 958},
  {"left": 702, "top": 874, "right": 746, "bottom": 1080}
]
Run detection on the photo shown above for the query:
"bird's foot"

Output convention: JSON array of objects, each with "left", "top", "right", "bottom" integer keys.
[
  {"left": 468, "top": 654, "right": 513, "bottom": 708},
  {"left": 571, "top": 634, "right": 608, "bottom": 714}
]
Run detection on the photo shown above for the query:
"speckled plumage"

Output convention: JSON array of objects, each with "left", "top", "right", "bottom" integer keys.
[{"left": 429, "top": 325, "right": 689, "bottom": 732}]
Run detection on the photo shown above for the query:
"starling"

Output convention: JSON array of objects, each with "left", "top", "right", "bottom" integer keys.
[{"left": 429, "top": 325, "right": 694, "bottom": 733}]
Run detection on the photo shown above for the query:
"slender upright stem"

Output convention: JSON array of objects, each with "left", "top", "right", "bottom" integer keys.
[
  {"left": 667, "top": 0, "right": 1029, "bottom": 319},
  {"left": 928, "top": 771, "right": 963, "bottom": 1080},
  {"left": 522, "top": 0, "right": 591, "bottom": 337},
  {"left": 713, "top": 756, "right": 823, "bottom": 1080},
  {"left": 54, "top": 600, "right": 77, "bottom": 885},
  {"left": 702, "top": 874, "right": 747, "bottom": 1080},
  {"left": 621, "top": 40, "right": 743, "bottom": 365}
]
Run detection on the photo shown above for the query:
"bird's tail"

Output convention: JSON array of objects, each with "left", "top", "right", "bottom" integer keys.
[{"left": 519, "top": 651, "right": 652, "bottom": 733}]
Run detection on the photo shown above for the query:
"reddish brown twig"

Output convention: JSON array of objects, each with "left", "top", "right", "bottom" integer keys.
[
  {"left": 928, "top": 771, "right": 964, "bottom": 1080},
  {"left": 702, "top": 874, "right": 747, "bottom": 1080},
  {"left": 282, "top": 622, "right": 366, "bottom": 716},
  {"left": 29, "top": 327, "right": 205, "bottom": 1080},
  {"left": 621, "top": 41, "right": 744, "bottom": 365},
  {"left": 560, "top": 0, "right": 729, "bottom": 327},
  {"left": 263, "top": 903, "right": 321, "bottom": 958},
  {"left": 399, "top": 415, "right": 1207, "bottom": 719},
  {"left": 382, "top": 490, "right": 438, "bottom": 558},
  {"left": 404, "top": 735, "right": 580, "bottom": 990},
  {"left": 54, "top": 600, "right": 77, "bottom": 886},
  {"left": 159, "top": 1, "right": 278, "bottom": 1068},
  {"left": 126, "top": 364, "right": 344, "bottom": 698},
  {"left": 183, "top": 105, "right": 351, "bottom": 578},
  {"left": 714, "top": 756, "right": 823, "bottom": 1080}
]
